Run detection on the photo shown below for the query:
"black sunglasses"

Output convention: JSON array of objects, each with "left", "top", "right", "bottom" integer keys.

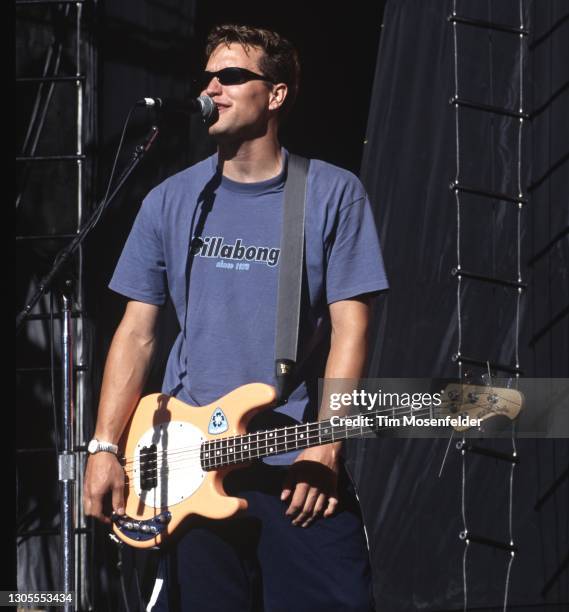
[{"left": 196, "top": 67, "right": 274, "bottom": 90}]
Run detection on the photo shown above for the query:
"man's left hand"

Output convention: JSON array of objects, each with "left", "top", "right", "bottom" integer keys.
[{"left": 280, "top": 442, "right": 342, "bottom": 527}]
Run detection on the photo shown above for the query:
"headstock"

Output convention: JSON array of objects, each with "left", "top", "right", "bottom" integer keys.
[{"left": 441, "top": 383, "right": 523, "bottom": 432}]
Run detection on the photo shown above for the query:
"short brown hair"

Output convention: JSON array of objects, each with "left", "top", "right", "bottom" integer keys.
[{"left": 205, "top": 24, "right": 300, "bottom": 120}]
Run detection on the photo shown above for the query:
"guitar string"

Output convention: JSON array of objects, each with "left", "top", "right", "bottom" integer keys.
[
  {"left": 120, "top": 391, "right": 522, "bottom": 470},
  {"left": 118, "top": 400, "right": 488, "bottom": 467},
  {"left": 120, "top": 397, "right": 521, "bottom": 480},
  {"left": 119, "top": 408, "right": 458, "bottom": 484},
  {"left": 120, "top": 402, "right": 453, "bottom": 477},
  {"left": 120, "top": 395, "right": 522, "bottom": 476}
]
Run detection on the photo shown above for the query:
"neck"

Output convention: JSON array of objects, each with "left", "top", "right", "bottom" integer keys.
[
  {"left": 217, "top": 135, "right": 283, "bottom": 183},
  {"left": 201, "top": 415, "right": 377, "bottom": 471}
]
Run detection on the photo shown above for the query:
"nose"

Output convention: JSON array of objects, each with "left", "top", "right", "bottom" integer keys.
[{"left": 204, "top": 76, "right": 222, "bottom": 96}]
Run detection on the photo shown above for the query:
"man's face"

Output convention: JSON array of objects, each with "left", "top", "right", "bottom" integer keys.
[{"left": 201, "top": 43, "right": 281, "bottom": 142}]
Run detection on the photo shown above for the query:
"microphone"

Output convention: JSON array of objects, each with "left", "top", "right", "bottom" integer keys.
[{"left": 136, "top": 95, "right": 216, "bottom": 121}]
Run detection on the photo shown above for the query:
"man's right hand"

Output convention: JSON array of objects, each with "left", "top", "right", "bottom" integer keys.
[{"left": 83, "top": 452, "right": 125, "bottom": 524}]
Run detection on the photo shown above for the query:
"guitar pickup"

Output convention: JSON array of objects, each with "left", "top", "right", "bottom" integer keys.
[{"left": 139, "top": 444, "right": 157, "bottom": 491}]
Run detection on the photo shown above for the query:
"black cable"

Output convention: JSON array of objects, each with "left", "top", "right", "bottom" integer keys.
[{"left": 53, "top": 103, "right": 138, "bottom": 268}]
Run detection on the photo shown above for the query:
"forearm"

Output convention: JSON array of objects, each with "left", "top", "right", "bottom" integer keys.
[
  {"left": 93, "top": 323, "right": 157, "bottom": 443},
  {"left": 318, "top": 326, "right": 368, "bottom": 421}
]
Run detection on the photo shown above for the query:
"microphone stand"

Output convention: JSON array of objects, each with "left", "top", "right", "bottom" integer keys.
[{"left": 16, "top": 124, "right": 160, "bottom": 610}]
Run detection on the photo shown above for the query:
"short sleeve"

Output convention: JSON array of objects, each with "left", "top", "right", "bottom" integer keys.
[
  {"left": 326, "top": 195, "right": 389, "bottom": 304},
  {"left": 108, "top": 189, "right": 168, "bottom": 305}
]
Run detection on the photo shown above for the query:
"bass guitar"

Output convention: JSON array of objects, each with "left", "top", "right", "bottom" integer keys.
[{"left": 112, "top": 382, "right": 522, "bottom": 548}]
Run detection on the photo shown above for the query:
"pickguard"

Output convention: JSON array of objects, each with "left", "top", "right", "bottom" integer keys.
[{"left": 132, "top": 421, "right": 206, "bottom": 508}]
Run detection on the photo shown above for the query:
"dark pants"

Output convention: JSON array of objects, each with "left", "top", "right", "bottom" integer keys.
[{"left": 149, "top": 462, "right": 374, "bottom": 612}]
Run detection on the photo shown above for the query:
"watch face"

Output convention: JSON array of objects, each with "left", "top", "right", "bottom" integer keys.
[{"left": 88, "top": 439, "right": 99, "bottom": 454}]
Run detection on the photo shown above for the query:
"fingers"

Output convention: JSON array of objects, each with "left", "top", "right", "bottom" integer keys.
[
  {"left": 84, "top": 484, "right": 111, "bottom": 525},
  {"left": 290, "top": 484, "right": 320, "bottom": 527},
  {"left": 280, "top": 471, "right": 294, "bottom": 501},
  {"left": 284, "top": 481, "right": 309, "bottom": 520},
  {"left": 323, "top": 495, "right": 339, "bottom": 518},
  {"left": 83, "top": 454, "right": 124, "bottom": 525},
  {"left": 111, "top": 480, "right": 125, "bottom": 517},
  {"left": 284, "top": 484, "right": 339, "bottom": 527},
  {"left": 282, "top": 461, "right": 340, "bottom": 527}
]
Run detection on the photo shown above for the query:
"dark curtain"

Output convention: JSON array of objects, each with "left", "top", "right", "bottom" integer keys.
[
  {"left": 17, "top": 0, "right": 568, "bottom": 609},
  {"left": 346, "top": 1, "right": 569, "bottom": 610}
]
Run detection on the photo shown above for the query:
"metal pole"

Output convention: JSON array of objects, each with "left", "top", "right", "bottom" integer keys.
[{"left": 60, "top": 287, "right": 75, "bottom": 610}]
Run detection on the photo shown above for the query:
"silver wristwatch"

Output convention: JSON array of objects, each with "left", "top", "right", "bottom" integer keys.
[{"left": 87, "top": 438, "right": 118, "bottom": 455}]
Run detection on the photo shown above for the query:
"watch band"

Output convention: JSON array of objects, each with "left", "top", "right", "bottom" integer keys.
[{"left": 88, "top": 438, "right": 118, "bottom": 455}]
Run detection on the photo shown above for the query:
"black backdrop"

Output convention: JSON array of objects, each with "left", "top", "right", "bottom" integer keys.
[
  {"left": 16, "top": 0, "right": 568, "bottom": 610},
  {"left": 350, "top": 1, "right": 568, "bottom": 610}
]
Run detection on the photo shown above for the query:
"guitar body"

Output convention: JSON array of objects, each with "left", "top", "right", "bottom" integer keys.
[{"left": 113, "top": 383, "right": 277, "bottom": 549}]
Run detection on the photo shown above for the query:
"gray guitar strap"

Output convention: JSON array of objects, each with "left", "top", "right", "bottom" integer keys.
[{"left": 274, "top": 153, "right": 310, "bottom": 403}]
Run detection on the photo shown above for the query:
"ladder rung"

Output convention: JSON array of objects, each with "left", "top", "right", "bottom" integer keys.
[
  {"left": 452, "top": 354, "right": 522, "bottom": 376},
  {"left": 463, "top": 532, "right": 517, "bottom": 552},
  {"left": 452, "top": 268, "right": 526, "bottom": 290},
  {"left": 448, "top": 14, "right": 529, "bottom": 36},
  {"left": 458, "top": 442, "right": 519, "bottom": 463},
  {"left": 450, "top": 181, "right": 527, "bottom": 204},
  {"left": 450, "top": 96, "right": 529, "bottom": 120}
]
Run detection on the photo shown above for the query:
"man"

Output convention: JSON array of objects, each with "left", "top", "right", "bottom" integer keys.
[{"left": 84, "top": 24, "right": 388, "bottom": 611}]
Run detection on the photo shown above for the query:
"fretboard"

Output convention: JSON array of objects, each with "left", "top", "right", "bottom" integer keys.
[{"left": 200, "top": 416, "right": 377, "bottom": 470}]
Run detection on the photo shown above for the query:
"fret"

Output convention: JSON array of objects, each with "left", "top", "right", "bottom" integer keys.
[
  {"left": 217, "top": 438, "right": 223, "bottom": 467},
  {"left": 266, "top": 428, "right": 276, "bottom": 456},
  {"left": 301, "top": 424, "right": 309, "bottom": 449},
  {"left": 286, "top": 425, "right": 297, "bottom": 449},
  {"left": 318, "top": 421, "right": 334, "bottom": 445},
  {"left": 275, "top": 427, "right": 286, "bottom": 454},
  {"left": 207, "top": 439, "right": 213, "bottom": 468},
  {"left": 204, "top": 440, "right": 210, "bottom": 469},
  {"left": 226, "top": 436, "right": 235, "bottom": 465},
  {"left": 218, "top": 437, "right": 224, "bottom": 467},
  {"left": 248, "top": 432, "right": 257, "bottom": 459},
  {"left": 239, "top": 434, "right": 245, "bottom": 463},
  {"left": 242, "top": 433, "right": 251, "bottom": 461},
  {"left": 308, "top": 422, "right": 319, "bottom": 448},
  {"left": 256, "top": 431, "right": 262, "bottom": 459}
]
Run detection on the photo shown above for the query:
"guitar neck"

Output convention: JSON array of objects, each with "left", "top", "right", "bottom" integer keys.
[{"left": 201, "top": 414, "right": 379, "bottom": 470}]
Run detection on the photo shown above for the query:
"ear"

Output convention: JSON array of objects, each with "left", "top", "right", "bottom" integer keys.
[{"left": 268, "top": 83, "right": 288, "bottom": 112}]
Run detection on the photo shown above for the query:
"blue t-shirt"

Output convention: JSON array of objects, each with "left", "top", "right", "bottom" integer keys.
[{"left": 109, "top": 148, "right": 388, "bottom": 464}]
